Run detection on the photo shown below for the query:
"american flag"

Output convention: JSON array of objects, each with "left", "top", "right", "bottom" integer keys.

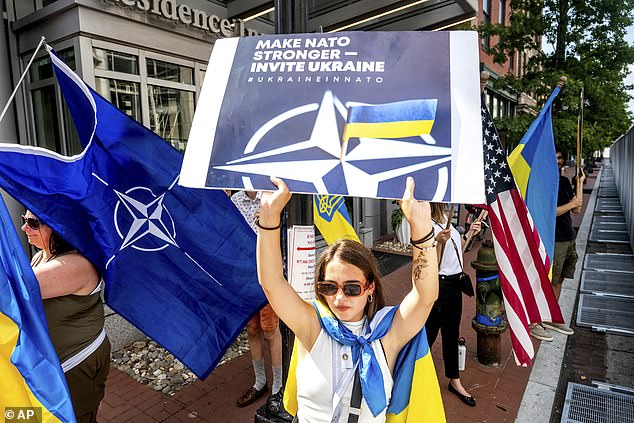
[{"left": 481, "top": 103, "right": 563, "bottom": 366}]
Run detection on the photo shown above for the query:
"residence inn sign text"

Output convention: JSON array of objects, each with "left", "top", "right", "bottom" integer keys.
[{"left": 107, "top": 0, "right": 261, "bottom": 37}]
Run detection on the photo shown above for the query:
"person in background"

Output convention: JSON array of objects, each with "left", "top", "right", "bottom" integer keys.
[
  {"left": 21, "top": 211, "right": 110, "bottom": 423},
  {"left": 531, "top": 148, "right": 584, "bottom": 340},
  {"left": 427, "top": 203, "right": 479, "bottom": 407},
  {"left": 257, "top": 176, "right": 439, "bottom": 422},
  {"left": 231, "top": 190, "right": 284, "bottom": 408}
]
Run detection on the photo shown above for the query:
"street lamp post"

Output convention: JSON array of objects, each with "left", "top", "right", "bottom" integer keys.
[{"left": 254, "top": 2, "right": 307, "bottom": 421}]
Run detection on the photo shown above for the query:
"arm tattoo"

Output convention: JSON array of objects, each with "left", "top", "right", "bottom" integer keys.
[{"left": 412, "top": 253, "right": 429, "bottom": 281}]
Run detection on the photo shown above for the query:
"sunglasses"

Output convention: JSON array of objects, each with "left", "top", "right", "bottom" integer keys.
[
  {"left": 317, "top": 281, "right": 368, "bottom": 297},
  {"left": 21, "top": 215, "right": 41, "bottom": 230}
]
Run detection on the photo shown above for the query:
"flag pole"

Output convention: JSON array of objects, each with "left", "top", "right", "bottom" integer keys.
[
  {"left": 576, "top": 87, "right": 584, "bottom": 176},
  {"left": 0, "top": 36, "right": 46, "bottom": 124},
  {"left": 575, "top": 87, "right": 585, "bottom": 207},
  {"left": 462, "top": 209, "right": 488, "bottom": 253}
]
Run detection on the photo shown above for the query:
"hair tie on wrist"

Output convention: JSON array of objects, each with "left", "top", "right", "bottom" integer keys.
[
  {"left": 412, "top": 240, "right": 437, "bottom": 251},
  {"left": 410, "top": 228, "right": 435, "bottom": 245},
  {"left": 255, "top": 217, "right": 281, "bottom": 230}
]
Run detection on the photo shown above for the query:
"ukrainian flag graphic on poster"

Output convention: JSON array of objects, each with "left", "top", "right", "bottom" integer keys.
[
  {"left": 0, "top": 196, "right": 76, "bottom": 422},
  {"left": 342, "top": 99, "right": 437, "bottom": 141},
  {"left": 313, "top": 194, "right": 360, "bottom": 245}
]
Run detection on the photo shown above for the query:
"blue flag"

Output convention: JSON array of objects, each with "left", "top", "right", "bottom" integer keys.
[
  {"left": 0, "top": 48, "right": 267, "bottom": 379},
  {"left": 508, "top": 86, "right": 561, "bottom": 269},
  {"left": 0, "top": 195, "right": 76, "bottom": 422}
]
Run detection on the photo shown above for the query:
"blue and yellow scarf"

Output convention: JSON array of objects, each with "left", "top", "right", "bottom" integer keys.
[{"left": 283, "top": 301, "right": 446, "bottom": 422}]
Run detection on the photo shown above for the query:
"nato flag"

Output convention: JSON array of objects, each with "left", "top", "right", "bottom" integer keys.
[{"left": 0, "top": 47, "right": 266, "bottom": 379}]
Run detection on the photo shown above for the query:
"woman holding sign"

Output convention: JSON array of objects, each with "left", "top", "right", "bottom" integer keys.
[{"left": 257, "top": 176, "right": 442, "bottom": 422}]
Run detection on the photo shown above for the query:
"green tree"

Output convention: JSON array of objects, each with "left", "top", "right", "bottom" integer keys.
[{"left": 479, "top": 0, "right": 634, "bottom": 159}]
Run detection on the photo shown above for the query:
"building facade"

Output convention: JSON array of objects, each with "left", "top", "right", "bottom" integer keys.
[{"left": 477, "top": 0, "right": 538, "bottom": 144}]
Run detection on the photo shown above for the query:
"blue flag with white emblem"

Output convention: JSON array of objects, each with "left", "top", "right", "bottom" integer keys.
[{"left": 0, "top": 48, "right": 266, "bottom": 379}]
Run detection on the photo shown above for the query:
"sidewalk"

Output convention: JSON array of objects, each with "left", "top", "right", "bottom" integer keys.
[
  {"left": 97, "top": 167, "right": 599, "bottom": 423},
  {"left": 515, "top": 163, "right": 601, "bottom": 423}
]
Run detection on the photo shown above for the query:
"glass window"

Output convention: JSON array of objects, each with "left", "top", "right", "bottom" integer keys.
[
  {"left": 498, "top": 0, "right": 506, "bottom": 24},
  {"left": 36, "top": 0, "right": 58, "bottom": 9},
  {"left": 148, "top": 85, "right": 195, "bottom": 152},
  {"left": 32, "top": 86, "right": 61, "bottom": 152},
  {"left": 95, "top": 78, "right": 141, "bottom": 121},
  {"left": 31, "top": 48, "right": 76, "bottom": 82},
  {"left": 147, "top": 58, "right": 193, "bottom": 84},
  {"left": 93, "top": 48, "right": 139, "bottom": 74},
  {"left": 481, "top": 0, "right": 491, "bottom": 48}
]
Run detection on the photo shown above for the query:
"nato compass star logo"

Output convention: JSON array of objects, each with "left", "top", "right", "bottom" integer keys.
[
  {"left": 95, "top": 175, "right": 221, "bottom": 286},
  {"left": 215, "top": 90, "right": 452, "bottom": 200},
  {"left": 113, "top": 187, "right": 176, "bottom": 252}
]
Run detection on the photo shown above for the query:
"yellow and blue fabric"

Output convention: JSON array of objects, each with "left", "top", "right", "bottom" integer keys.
[
  {"left": 342, "top": 99, "right": 438, "bottom": 141},
  {"left": 508, "top": 86, "right": 561, "bottom": 268},
  {"left": 283, "top": 301, "right": 445, "bottom": 422},
  {"left": 385, "top": 326, "right": 445, "bottom": 422},
  {"left": 313, "top": 195, "right": 360, "bottom": 245},
  {"left": 0, "top": 197, "right": 76, "bottom": 422}
]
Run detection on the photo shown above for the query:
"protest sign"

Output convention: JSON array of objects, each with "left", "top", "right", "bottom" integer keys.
[
  {"left": 181, "top": 31, "right": 484, "bottom": 203},
  {"left": 287, "top": 226, "right": 316, "bottom": 301}
]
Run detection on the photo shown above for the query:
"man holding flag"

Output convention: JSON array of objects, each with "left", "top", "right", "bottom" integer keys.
[
  {"left": 507, "top": 77, "right": 570, "bottom": 342},
  {"left": 540, "top": 146, "right": 584, "bottom": 336}
]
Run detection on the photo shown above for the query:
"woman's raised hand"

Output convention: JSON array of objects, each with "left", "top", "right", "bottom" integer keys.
[
  {"left": 399, "top": 177, "right": 432, "bottom": 239},
  {"left": 259, "top": 177, "right": 292, "bottom": 227}
]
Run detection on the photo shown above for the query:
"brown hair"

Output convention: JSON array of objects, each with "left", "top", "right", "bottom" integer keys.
[
  {"left": 430, "top": 203, "right": 447, "bottom": 225},
  {"left": 28, "top": 211, "right": 75, "bottom": 259},
  {"left": 314, "top": 239, "right": 385, "bottom": 321}
]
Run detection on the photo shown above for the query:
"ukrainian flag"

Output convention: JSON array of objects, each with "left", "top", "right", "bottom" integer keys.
[
  {"left": 313, "top": 195, "right": 360, "bottom": 245},
  {"left": 0, "top": 196, "right": 76, "bottom": 423},
  {"left": 508, "top": 85, "right": 561, "bottom": 267},
  {"left": 342, "top": 99, "right": 438, "bottom": 141},
  {"left": 385, "top": 329, "right": 445, "bottom": 422}
]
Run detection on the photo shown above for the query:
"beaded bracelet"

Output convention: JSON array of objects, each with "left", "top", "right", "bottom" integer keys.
[
  {"left": 255, "top": 217, "right": 281, "bottom": 230},
  {"left": 410, "top": 228, "right": 435, "bottom": 245},
  {"left": 411, "top": 240, "right": 437, "bottom": 251}
]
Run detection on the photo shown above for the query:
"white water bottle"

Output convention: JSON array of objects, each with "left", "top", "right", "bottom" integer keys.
[{"left": 458, "top": 337, "right": 467, "bottom": 371}]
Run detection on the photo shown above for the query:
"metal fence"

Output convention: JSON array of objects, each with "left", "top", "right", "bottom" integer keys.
[{"left": 610, "top": 124, "right": 634, "bottom": 253}]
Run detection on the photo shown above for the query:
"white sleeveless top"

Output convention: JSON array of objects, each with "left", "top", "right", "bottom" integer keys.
[
  {"left": 295, "top": 319, "right": 394, "bottom": 423},
  {"left": 433, "top": 217, "right": 463, "bottom": 276}
]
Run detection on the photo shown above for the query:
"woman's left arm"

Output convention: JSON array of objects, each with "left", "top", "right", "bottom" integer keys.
[
  {"left": 33, "top": 253, "right": 100, "bottom": 299},
  {"left": 384, "top": 177, "right": 438, "bottom": 358}
]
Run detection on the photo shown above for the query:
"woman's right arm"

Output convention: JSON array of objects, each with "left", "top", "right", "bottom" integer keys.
[{"left": 257, "top": 177, "right": 321, "bottom": 348}]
